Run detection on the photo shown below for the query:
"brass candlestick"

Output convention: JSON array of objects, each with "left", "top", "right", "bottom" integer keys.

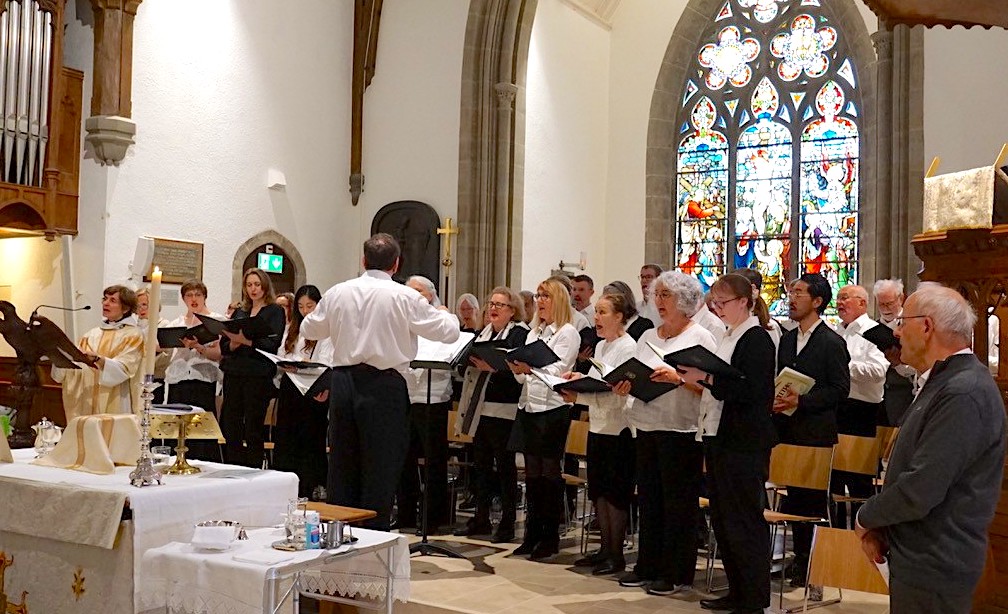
[
  {"left": 163, "top": 413, "right": 202, "bottom": 475},
  {"left": 130, "top": 375, "right": 163, "bottom": 487}
]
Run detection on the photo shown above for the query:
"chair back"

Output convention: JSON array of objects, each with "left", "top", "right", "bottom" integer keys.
[
  {"left": 447, "top": 410, "right": 473, "bottom": 444},
  {"left": 832, "top": 435, "right": 881, "bottom": 476},
  {"left": 807, "top": 526, "right": 889, "bottom": 597},
  {"left": 876, "top": 426, "right": 899, "bottom": 464},
  {"left": 565, "top": 419, "right": 589, "bottom": 457},
  {"left": 769, "top": 444, "right": 833, "bottom": 491}
]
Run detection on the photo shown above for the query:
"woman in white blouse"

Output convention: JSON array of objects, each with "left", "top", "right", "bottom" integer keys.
[
  {"left": 163, "top": 279, "right": 223, "bottom": 460},
  {"left": 274, "top": 284, "right": 334, "bottom": 499},
  {"left": 560, "top": 292, "right": 637, "bottom": 575},
  {"left": 615, "top": 271, "right": 717, "bottom": 596},
  {"left": 507, "top": 278, "right": 580, "bottom": 560}
]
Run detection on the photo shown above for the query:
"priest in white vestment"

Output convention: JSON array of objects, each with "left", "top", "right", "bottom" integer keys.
[{"left": 51, "top": 285, "right": 145, "bottom": 421}]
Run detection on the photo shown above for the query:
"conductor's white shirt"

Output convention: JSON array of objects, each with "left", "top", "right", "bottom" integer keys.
[{"left": 300, "top": 270, "right": 460, "bottom": 375}]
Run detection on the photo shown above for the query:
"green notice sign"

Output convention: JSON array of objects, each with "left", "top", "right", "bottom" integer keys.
[{"left": 257, "top": 252, "right": 284, "bottom": 273}]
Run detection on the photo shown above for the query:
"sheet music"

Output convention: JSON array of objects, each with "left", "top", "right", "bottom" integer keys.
[
  {"left": 285, "top": 370, "right": 327, "bottom": 396},
  {"left": 530, "top": 368, "right": 567, "bottom": 389},
  {"left": 414, "top": 331, "right": 476, "bottom": 364},
  {"left": 151, "top": 404, "right": 206, "bottom": 415}
]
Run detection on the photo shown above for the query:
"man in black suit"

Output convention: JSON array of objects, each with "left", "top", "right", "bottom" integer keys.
[{"left": 773, "top": 273, "right": 851, "bottom": 586}]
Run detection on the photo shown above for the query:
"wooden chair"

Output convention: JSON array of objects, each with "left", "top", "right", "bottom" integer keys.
[
  {"left": 873, "top": 427, "right": 900, "bottom": 491},
  {"left": 446, "top": 410, "right": 474, "bottom": 523},
  {"left": 763, "top": 444, "right": 836, "bottom": 612},
  {"left": 831, "top": 434, "right": 881, "bottom": 527},
  {"left": 561, "top": 420, "right": 590, "bottom": 544},
  {"left": 804, "top": 526, "right": 889, "bottom": 612}
]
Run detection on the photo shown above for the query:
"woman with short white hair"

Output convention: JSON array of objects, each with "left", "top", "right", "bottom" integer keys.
[
  {"left": 614, "top": 270, "right": 717, "bottom": 595},
  {"left": 456, "top": 293, "right": 480, "bottom": 331}
]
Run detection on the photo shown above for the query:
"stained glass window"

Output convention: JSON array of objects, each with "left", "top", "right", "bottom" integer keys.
[{"left": 675, "top": 0, "right": 860, "bottom": 316}]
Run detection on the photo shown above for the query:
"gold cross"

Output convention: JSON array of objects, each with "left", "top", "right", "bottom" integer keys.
[{"left": 437, "top": 217, "right": 460, "bottom": 267}]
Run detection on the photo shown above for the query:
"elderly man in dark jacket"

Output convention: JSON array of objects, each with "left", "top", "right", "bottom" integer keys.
[{"left": 856, "top": 282, "right": 1006, "bottom": 613}]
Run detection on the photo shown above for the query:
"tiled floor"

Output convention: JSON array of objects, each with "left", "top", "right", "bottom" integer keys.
[{"left": 398, "top": 532, "right": 890, "bottom": 614}]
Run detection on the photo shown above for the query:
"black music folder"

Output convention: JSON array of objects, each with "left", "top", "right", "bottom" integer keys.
[
  {"left": 552, "top": 376, "right": 612, "bottom": 395},
  {"left": 505, "top": 339, "right": 561, "bottom": 369},
  {"left": 196, "top": 313, "right": 277, "bottom": 340},
  {"left": 603, "top": 357, "right": 678, "bottom": 403},
  {"left": 862, "top": 323, "right": 899, "bottom": 351},
  {"left": 157, "top": 325, "right": 218, "bottom": 348},
  {"left": 467, "top": 340, "right": 512, "bottom": 372},
  {"left": 659, "top": 344, "right": 744, "bottom": 379}
]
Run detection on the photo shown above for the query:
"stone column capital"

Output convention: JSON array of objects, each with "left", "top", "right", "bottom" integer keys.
[
  {"left": 871, "top": 27, "right": 893, "bottom": 61},
  {"left": 494, "top": 82, "right": 518, "bottom": 108}
]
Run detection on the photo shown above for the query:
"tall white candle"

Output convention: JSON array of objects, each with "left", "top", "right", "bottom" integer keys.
[{"left": 143, "top": 267, "right": 162, "bottom": 375}]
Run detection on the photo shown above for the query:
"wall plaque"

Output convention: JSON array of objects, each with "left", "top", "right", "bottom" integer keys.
[{"left": 145, "top": 238, "right": 204, "bottom": 284}]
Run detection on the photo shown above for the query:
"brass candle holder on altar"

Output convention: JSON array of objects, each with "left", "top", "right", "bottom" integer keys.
[{"left": 162, "top": 413, "right": 202, "bottom": 475}]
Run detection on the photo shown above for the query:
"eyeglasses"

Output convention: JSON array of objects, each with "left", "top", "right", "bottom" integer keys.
[
  {"left": 710, "top": 296, "right": 744, "bottom": 309},
  {"left": 486, "top": 301, "right": 511, "bottom": 310},
  {"left": 653, "top": 290, "right": 674, "bottom": 301},
  {"left": 895, "top": 314, "right": 929, "bottom": 327},
  {"left": 640, "top": 275, "right": 656, "bottom": 281},
  {"left": 533, "top": 293, "right": 551, "bottom": 301}
]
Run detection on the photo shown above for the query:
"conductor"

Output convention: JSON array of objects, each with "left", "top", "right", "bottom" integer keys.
[{"left": 301, "top": 233, "right": 460, "bottom": 530}]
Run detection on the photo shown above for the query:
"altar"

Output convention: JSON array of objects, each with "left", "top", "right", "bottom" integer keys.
[{"left": 0, "top": 448, "right": 298, "bottom": 613}]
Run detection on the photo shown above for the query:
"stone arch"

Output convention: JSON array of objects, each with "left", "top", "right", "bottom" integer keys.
[
  {"left": 645, "top": 0, "right": 886, "bottom": 282},
  {"left": 231, "top": 230, "right": 306, "bottom": 303},
  {"left": 456, "top": 0, "right": 538, "bottom": 303}
]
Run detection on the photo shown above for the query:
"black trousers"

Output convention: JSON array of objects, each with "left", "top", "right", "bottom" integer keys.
[
  {"left": 781, "top": 486, "right": 829, "bottom": 567},
  {"left": 830, "top": 469, "right": 874, "bottom": 529},
  {"left": 274, "top": 376, "right": 329, "bottom": 498},
  {"left": 166, "top": 379, "right": 221, "bottom": 462},
  {"left": 634, "top": 430, "right": 703, "bottom": 586},
  {"left": 472, "top": 415, "right": 518, "bottom": 525},
  {"left": 220, "top": 373, "right": 275, "bottom": 468},
  {"left": 328, "top": 366, "right": 410, "bottom": 531},
  {"left": 705, "top": 438, "right": 771, "bottom": 609},
  {"left": 397, "top": 400, "right": 451, "bottom": 528}
]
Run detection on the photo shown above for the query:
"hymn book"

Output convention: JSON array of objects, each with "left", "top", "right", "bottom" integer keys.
[
  {"left": 862, "top": 323, "right": 899, "bottom": 351},
  {"left": 774, "top": 367, "right": 816, "bottom": 416},
  {"left": 196, "top": 313, "right": 278, "bottom": 340},
  {"left": 156, "top": 325, "right": 219, "bottom": 348}
]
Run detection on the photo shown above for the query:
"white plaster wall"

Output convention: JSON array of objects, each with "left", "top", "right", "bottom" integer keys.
[
  {"left": 359, "top": 0, "right": 469, "bottom": 297},
  {"left": 923, "top": 27, "right": 1008, "bottom": 173},
  {"left": 522, "top": 0, "right": 610, "bottom": 289}
]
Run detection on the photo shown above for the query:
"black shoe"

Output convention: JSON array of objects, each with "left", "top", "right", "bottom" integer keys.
[
  {"left": 513, "top": 539, "right": 538, "bottom": 556},
  {"left": 645, "top": 580, "right": 686, "bottom": 596},
  {"left": 617, "top": 572, "right": 649, "bottom": 587},
  {"left": 418, "top": 525, "right": 448, "bottom": 536},
  {"left": 591, "top": 558, "right": 625, "bottom": 576},
  {"left": 490, "top": 526, "right": 515, "bottom": 543},
  {"left": 699, "top": 596, "right": 738, "bottom": 611},
  {"left": 453, "top": 520, "right": 492, "bottom": 536},
  {"left": 574, "top": 550, "right": 606, "bottom": 567},
  {"left": 529, "top": 539, "right": 559, "bottom": 561},
  {"left": 458, "top": 494, "right": 477, "bottom": 511}
]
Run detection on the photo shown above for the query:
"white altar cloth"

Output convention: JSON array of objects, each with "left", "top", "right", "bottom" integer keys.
[
  {"left": 0, "top": 448, "right": 297, "bottom": 613},
  {"left": 141, "top": 527, "right": 410, "bottom": 614}
]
